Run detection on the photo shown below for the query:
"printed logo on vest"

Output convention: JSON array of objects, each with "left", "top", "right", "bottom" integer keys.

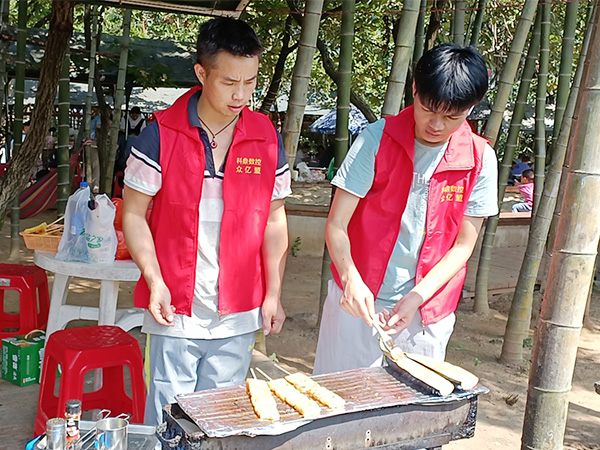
[
  {"left": 236, "top": 157, "right": 262, "bottom": 175},
  {"left": 440, "top": 185, "right": 465, "bottom": 203}
]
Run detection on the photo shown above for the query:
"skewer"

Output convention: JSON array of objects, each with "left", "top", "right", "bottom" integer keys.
[
  {"left": 273, "top": 363, "right": 292, "bottom": 376},
  {"left": 47, "top": 215, "right": 65, "bottom": 227},
  {"left": 254, "top": 366, "right": 272, "bottom": 381},
  {"left": 250, "top": 367, "right": 257, "bottom": 379}
]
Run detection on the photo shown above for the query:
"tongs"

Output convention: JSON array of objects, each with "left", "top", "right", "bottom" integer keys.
[{"left": 371, "top": 319, "right": 478, "bottom": 394}]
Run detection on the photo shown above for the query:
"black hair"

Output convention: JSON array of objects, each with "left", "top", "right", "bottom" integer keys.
[
  {"left": 522, "top": 169, "right": 534, "bottom": 180},
  {"left": 196, "top": 17, "right": 263, "bottom": 67},
  {"left": 519, "top": 152, "right": 531, "bottom": 163},
  {"left": 414, "top": 44, "right": 488, "bottom": 113}
]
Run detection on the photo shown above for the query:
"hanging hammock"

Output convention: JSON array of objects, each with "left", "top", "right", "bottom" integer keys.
[{"left": 16, "top": 144, "right": 84, "bottom": 219}]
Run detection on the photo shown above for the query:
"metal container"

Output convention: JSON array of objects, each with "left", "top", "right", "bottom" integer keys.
[
  {"left": 46, "top": 418, "right": 66, "bottom": 450},
  {"left": 95, "top": 416, "right": 129, "bottom": 450}
]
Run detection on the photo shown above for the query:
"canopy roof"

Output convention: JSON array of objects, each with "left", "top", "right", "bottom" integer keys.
[
  {"left": 68, "top": 0, "right": 250, "bottom": 17},
  {"left": 2, "top": 25, "right": 197, "bottom": 87}
]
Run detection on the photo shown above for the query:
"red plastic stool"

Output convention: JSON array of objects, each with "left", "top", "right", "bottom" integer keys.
[
  {"left": 0, "top": 264, "right": 50, "bottom": 338},
  {"left": 34, "top": 326, "right": 146, "bottom": 436}
]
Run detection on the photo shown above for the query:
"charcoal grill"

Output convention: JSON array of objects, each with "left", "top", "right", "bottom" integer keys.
[{"left": 157, "top": 362, "right": 488, "bottom": 450}]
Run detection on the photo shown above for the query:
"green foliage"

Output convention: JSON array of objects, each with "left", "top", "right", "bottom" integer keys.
[
  {"left": 6, "top": 0, "right": 594, "bottom": 126},
  {"left": 291, "top": 236, "right": 302, "bottom": 257}
]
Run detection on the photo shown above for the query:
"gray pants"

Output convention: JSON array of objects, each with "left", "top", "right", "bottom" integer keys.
[{"left": 144, "top": 331, "right": 256, "bottom": 425}]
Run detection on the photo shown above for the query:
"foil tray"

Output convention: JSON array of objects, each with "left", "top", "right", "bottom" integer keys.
[{"left": 175, "top": 365, "right": 488, "bottom": 439}]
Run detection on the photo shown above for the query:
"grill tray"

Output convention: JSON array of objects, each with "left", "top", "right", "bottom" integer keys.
[{"left": 176, "top": 364, "right": 487, "bottom": 439}]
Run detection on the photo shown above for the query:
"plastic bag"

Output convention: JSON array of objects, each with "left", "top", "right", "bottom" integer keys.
[
  {"left": 56, "top": 184, "right": 92, "bottom": 262},
  {"left": 85, "top": 194, "right": 117, "bottom": 264}
]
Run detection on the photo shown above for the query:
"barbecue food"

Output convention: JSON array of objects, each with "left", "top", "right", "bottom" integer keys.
[
  {"left": 284, "top": 373, "right": 346, "bottom": 409},
  {"left": 246, "top": 378, "right": 280, "bottom": 421},
  {"left": 404, "top": 352, "right": 479, "bottom": 390},
  {"left": 268, "top": 378, "right": 321, "bottom": 418},
  {"left": 389, "top": 348, "right": 455, "bottom": 396}
]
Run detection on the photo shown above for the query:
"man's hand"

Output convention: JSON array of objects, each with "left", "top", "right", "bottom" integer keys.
[
  {"left": 381, "top": 291, "right": 424, "bottom": 334},
  {"left": 148, "top": 280, "right": 175, "bottom": 326},
  {"left": 261, "top": 295, "right": 286, "bottom": 336},
  {"left": 340, "top": 269, "right": 376, "bottom": 326}
]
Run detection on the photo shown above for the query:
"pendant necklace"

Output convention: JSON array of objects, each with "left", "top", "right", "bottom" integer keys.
[{"left": 198, "top": 115, "right": 239, "bottom": 149}]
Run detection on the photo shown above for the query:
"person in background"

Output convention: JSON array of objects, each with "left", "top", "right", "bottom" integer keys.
[
  {"left": 510, "top": 152, "right": 532, "bottom": 184},
  {"left": 294, "top": 143, "right": 310, "bottom": 169},
  {"left": 511, "top": 169, "right": 534, "bottom": 213},
  {"left": 122, "top": 17, "right": 290, "bottom": 426},
  {"left": 117, "top": 106, "right": 147, "bottom": 172},
  {"left": 43, "top": 127, "right": 57, "bottom": 169},
  {"left": 314, "top": 44, "right": 498, "bottom": 375}
]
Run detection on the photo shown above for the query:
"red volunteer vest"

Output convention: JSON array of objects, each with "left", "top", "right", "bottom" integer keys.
[
  {"left": 332, "top": 106, "right": 487, "bottom": 325},
  {"left": 133, "top": 86, "right": 279, "bottom": 316}
]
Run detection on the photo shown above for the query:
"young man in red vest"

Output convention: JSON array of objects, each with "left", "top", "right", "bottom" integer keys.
[
  {"left": 122, "top": 18, "right": 290, "bottom": 425},
  {"left": 314, "top": 44, "right": 498, "bottom": 374}
]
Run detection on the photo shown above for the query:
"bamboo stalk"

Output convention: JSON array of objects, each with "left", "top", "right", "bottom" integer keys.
[
  {"left": 549, "top": 0, "right": 579, "bottom": 164},
  {"left": 473, "top": 13, "right": 541, "bottom": 315},
  {"left": 9, "top": 0, "right": 27, "bottom": 258},
  {"left": 473, "top": 0, "right": 539, "bottom": 310},
  {"left": 381, "top": 0, "right": 421, "bottom": 117},
  {"left": 104, "top": 8, "right": 132, "bottom": 196},
  {"left": 469, "top": 0, "right": 487, "bottom": 47},
  {"left": 522, "top": 5, "right": 600, "bottom": 447},
  {"left": 532, "top": 2, "right": 550, "bottom": 217},
  {"left": 453, "top": 0, "right": 466, "bottom": 45},
  {"left": 501, "top": 5, "right": 593, "bottom": 365},
  {"left": 282, "top": 0, "right": 325, "bottom": 167},
  {"left": 56, "top": 50, "right": 70, "bottom": 216}
]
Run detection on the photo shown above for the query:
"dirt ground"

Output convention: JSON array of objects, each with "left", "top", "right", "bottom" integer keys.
[{"left": 1, "top": 205, "right": 599, "bottom": 449}]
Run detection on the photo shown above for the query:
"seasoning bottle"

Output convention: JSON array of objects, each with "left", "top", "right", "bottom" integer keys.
[
  {"left": 46, "top": 417, "right": 66, "bottom": 450},
  {"left": 65, "top": 399, "right": 82, "bottom": 447}
]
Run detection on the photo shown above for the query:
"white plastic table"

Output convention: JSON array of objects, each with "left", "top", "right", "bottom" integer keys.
[{"left": 34, "top": 251, "right": 144, "bottom": 339}]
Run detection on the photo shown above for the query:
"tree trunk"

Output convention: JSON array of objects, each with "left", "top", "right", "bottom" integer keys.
[
  {"left": 550, "top": 0, "right": 579, "bottom": 164},
  {"left": 522, "top": 5, "right": 600, "bottom": 447},
  {"left": 259, "top": 15, "right": 298, "bottom": 115},
  {"left": 500, "top": 8, "right": 593, "bottom": 365},
  {"left": 8, "top": 0, "right": 27, "bottom": 258},
  {"left": 453, "top": 0, "right": 466, "bottom": 45},
  {"left": 282, "top": 0, "right": 325, "bottom": 166},
  {"left": 469, "top": 0, "right": 488, "bottom": 47},
  {"left": 381, "top": 0, "right": 420, "bottom": 117},
  {"left": 56, "top": 50, "right": 70, "bottom": 216},
  {"left": 473, "top": 13, "right": 541, "bottom": 315},
  {"left": 0, "top": 1, "right": 74, "bottom": 222},
  {"left": 425, "top": 0, "right": 446, "bottom": 51},
  {"left": 532, "top": 2, "right": 550, "bottom": 217},
  {"left": 473, "top": 0, "right": 538, "bottom": 310},
  {"left": 103, "top": 8, "right": 132, "bottom": 196}
]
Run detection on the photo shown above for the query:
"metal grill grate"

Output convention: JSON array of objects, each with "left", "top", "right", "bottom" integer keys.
[{"left": 175, "top": 365, "right": 487, "bottom": 439}]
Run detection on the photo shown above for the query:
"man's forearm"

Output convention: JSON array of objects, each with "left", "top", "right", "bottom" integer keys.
[
  {"left": 122, "top": 212, "right": 164, "bottom": 288},
  {"left": 261, "top": 202, "right": 288, "bottom": 299}
]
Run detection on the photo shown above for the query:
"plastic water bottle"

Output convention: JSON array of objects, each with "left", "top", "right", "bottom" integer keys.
[{"left": 56, "top": 182, "right": 92, "bottom": 262}]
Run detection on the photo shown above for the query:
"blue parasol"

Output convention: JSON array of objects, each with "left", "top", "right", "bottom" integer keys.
[{"left": 309, "top": 107, "right": 369, "bottom": 135}]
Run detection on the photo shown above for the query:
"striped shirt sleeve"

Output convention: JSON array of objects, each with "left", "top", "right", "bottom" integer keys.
[
  {"left": 124, "top": 121, "right": 162, "bottom": 196},
  {"left": 273, "top": 131, "right": 292, "bottom": 201}
]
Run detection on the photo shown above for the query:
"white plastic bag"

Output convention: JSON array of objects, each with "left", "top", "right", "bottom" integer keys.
[
  {"left": 296, "top": 162, "right": 313, "bottom": 182},
  {"left": 85, "top": 194, "right": 117, "bottom": 264},
  {"left": 56, "top": 183, "right": 92, "bottom": 262}
]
